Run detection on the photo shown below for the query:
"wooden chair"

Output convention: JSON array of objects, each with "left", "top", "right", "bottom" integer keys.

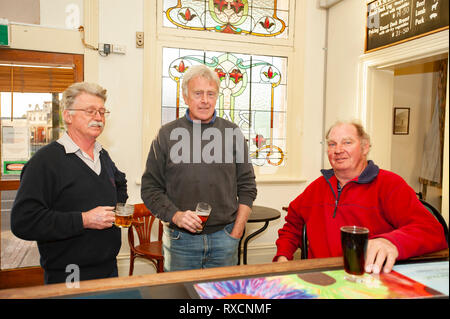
[
  {"left": 128, "top": 203, "right": 164, "bottom": 274},
  {"left": 282, "top": 206, "right": 308, "bottom": 259}
]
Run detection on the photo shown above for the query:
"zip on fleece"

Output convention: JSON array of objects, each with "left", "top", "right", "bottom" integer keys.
[
  {"left": 331, "top": 182, "right": 353, "bottom": 218},
  {"left": 320, "top": 160, "right": 380, "bottom": 218},
  {"left": 323, "top": 177, "right": 340, "bottom": 218},
  {"left": 324, "top": 176, "right": 355, "bottom": 218},
  {"left": 333, "top": 191, "right": 341, "bottom": 218}
]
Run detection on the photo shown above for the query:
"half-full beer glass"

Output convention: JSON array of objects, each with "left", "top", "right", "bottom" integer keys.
[{"left": 195, "top": 202, "right": 211, "bottom": 233}]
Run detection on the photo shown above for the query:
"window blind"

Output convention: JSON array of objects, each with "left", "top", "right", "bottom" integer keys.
[{"left": 0, "top": 65, "right": 75, "bottom": 93}]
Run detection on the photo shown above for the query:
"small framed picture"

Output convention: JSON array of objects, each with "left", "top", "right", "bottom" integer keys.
[{"left": 393, "top": 107, "right": 410, "bottom": 135}]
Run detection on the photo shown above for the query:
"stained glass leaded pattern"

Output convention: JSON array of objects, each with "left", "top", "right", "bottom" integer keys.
[
  {"left": 162, "top": 0, "right": 290, "bottom": 38},
  {"left": 162, "top": 47, "right": 287, "bottom": 167}
]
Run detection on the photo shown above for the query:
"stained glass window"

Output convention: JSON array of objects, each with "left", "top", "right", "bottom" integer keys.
[
  {"left": 162, "top": 47, "right": 288, "bottom": 167},
  {"left": 162, "top": 0, "right": 290, "bottom": 38}
]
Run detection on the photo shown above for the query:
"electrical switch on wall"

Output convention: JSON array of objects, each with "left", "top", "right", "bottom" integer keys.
[{"left": 98, "top": 43, "right": 126, "bottom": 56}]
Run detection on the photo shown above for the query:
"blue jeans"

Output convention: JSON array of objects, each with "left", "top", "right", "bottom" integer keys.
[{"left": 163, "top": 223, "right": 240, "bottom": 271}]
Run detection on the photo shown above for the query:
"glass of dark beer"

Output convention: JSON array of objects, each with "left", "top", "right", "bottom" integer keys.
[{"left": 340, "top": 226, "right": 369, "bottom": 280}]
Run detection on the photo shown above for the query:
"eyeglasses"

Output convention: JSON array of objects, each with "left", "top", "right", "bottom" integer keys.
[
  {"left": 70, "top": 108, "right": 111, "bottom": 117},
  {"left": 192, "top": 91, "right": 218, "bottom": 100}
]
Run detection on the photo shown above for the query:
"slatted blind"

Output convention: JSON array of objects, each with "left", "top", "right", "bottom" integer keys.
[{"left": 0, "top": 65, "right": 75, "bottom": 93}]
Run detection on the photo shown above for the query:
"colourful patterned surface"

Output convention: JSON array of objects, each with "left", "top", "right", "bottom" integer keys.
[{"left": 193, "top": 269, "right": 445, "bottom": 299}]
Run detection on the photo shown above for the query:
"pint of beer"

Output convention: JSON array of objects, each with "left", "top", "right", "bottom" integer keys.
[{"left": 114, "top": 203, "right": 134, "bottom": 228}]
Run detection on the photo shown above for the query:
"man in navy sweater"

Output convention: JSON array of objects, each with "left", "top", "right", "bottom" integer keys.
[{"left": 11, "top": 82, "right": 128, "bottom": 284}]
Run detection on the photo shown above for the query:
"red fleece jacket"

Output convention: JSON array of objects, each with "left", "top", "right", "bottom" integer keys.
[{"left": 274, "top": 161, "right": 448, "bottom": 261}]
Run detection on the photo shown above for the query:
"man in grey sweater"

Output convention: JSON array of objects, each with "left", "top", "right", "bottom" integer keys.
[{"left": 141, "top": 65, "right": 257, "bottom": 271}]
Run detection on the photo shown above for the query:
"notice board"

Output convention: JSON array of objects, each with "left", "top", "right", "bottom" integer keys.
[{"left": 366, "top": 0, "right": 449, "bottom": 52}]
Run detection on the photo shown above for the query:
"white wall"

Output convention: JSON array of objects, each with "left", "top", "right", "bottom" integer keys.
[
  {"left": 40, "top": 0, "right": 83, "bottom": 29},
  {"left": 301, "top": 0, "right": 327, "bottom": 180},
  {"left": 325, "top": 0, "right": 366, "bottom": 129},
  {"left": 97, "top": 0, "right": 143, "bottom": 204},
  {"left": 392, "top": 70, "right": 444, "bottom": 211},
  {"left": 391, "top": 72, "right": 434, "bottom": 191},
  {"left": 95, "top": 0, "right": 144, "bottom": 264}
]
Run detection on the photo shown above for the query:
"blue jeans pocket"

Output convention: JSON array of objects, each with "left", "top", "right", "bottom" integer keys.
[
  {"left": 223, "top": 223, "right": 240, "bottom": 241},
  {"left": 163, "top": 223, "right": 240, "bottom": 271},
  {"left": 164, "top": 226, "right": 181, "bottom": 240}
]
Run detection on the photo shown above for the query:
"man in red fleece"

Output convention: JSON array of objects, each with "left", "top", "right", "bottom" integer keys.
[{"left": 274, "top": 121, "right": 448, "bottom": 274}]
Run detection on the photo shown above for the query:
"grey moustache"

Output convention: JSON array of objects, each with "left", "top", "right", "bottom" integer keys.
[{"left": 88, "top": 121, "right": 104, "bottom": 128}]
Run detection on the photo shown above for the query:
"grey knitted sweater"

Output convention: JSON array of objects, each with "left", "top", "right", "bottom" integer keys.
[{"left": 141, "top": 115, "right": 257, "bottom": 234}]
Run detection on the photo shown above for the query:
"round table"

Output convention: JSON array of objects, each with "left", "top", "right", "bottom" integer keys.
[{"left": 238, "top": 205, "right": 281, "bottom": 265}]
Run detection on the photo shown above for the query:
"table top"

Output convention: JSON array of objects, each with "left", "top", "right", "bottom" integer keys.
[
  {"left": 0, "top": 249, "right": 446, "bottom": 299},
  {"left": 0, "top": 257, "right": 344, "bottom": 299},
  {"left": 248, "top": 205, "right": 281, "bottom": 223}
]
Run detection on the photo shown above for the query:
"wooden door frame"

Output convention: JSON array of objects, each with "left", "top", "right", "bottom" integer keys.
[{"left": 0, "top": 48, "right": 83, "bottom": 289}]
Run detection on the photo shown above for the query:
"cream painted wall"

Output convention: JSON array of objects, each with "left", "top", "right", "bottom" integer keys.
[
  {"left": 95, "top": 0, "right": 144, "bottom": 260},
  {"left": 391, "top": 73, "right": 434, "bottom": 191},
  {"left": 40, "top": 0, "right": 84, "bottom": 29},
  {"left": 391, "top": 71, "right": 444, "bottom": 211},
  {"left": 325, "top": 0, "right": 366, "bottom": 129},
  {"left": 301, "top": 0, "right": 327, "bottom": 181},
  {"left": 97, "top": 0, "right": 143, "bottom": 204}
]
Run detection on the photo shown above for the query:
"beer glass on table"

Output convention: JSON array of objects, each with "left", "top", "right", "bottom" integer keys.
[{"left": 340, "top": 226, "right": 369, "bottom": 282}]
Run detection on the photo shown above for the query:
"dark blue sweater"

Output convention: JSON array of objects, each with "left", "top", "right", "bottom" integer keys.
[{"left": 11, "top": 142, "right": 128, "bottom": 283}]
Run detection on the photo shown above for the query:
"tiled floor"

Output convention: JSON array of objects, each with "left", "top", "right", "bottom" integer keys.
[{"left": 1, "top": 231, "right": 40, "bottom": 269}]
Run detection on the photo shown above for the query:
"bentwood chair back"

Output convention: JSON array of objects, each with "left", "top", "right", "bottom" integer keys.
[
  {"left": 128, "top": 203, "right": 164, "bottom": 274},
  {"left": 282, "top": 206, "right": 308, "bottom": 259},
  {"left": 419, "top": 199, "right": 449, "bottom": 245}
]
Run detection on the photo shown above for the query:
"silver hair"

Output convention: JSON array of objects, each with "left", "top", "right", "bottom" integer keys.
[
  {"left": 181, "top": 64, "right": 220, "bottom": 97},
  {"left": 61, "top": 82, "right": 107, "bottom": 111},
  {"left": 325, "top": 120, "right": 371, "bottom": 148}
]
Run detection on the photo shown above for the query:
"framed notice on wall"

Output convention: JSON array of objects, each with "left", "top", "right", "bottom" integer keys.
[
  {"left": 366, "top": 0, "right": 449, "bottom": 52},
  {"left": 393, "top": 107, "right": 410, "bottom": 135}
]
